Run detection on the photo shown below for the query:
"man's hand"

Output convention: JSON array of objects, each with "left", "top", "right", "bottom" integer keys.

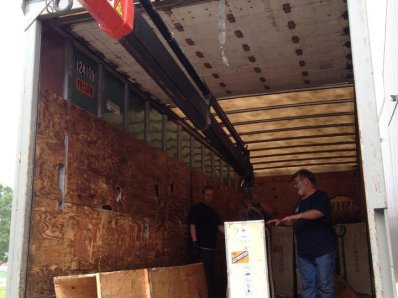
[
  {"left": 266, "top": 219, "right": 283, "bottom": 226},
  {"left": 281, "top": 214, "right": 301, "bottom": 225},
  {"left": 266, "top": 215, "right": 300, "bottom": 226},
  {"left": 191, "top": 241, "right": 201, "bottom": 259}
]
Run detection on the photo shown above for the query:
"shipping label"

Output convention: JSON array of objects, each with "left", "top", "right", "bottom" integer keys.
[{"left": 231, "top": 251, "right": 249, "bottom": 264}]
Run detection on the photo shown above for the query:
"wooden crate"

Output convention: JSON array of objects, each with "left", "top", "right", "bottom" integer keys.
[{"left": 54, "top": 263, "right": 207, "bottom": 298}]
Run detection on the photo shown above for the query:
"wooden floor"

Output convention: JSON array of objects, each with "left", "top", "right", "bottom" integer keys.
[{"left": 335, "top": 275, "right": 360, "bottom": 298}]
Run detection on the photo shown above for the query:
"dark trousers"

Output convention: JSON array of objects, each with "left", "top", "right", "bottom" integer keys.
[
  {"left": 193, "top": 248, "right": 215, "bottom": 296},
  {"left": 200, "top": 248, "right": 215, "bottom": 284}
]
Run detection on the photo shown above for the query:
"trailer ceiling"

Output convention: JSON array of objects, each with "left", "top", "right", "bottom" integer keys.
[{"left": 57, "top": 0, "right": 356, "bottom": 177}]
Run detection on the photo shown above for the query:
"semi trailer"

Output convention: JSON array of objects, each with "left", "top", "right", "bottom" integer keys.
[{"left": 6, "top": 0, "right": 398, "bottom": 297}]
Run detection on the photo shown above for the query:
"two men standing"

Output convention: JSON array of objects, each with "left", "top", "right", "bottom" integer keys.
[{"left": 189, "top": 169, "right": 336, "bottom": 298}]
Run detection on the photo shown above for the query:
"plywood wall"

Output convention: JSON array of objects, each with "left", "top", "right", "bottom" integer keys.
[
  {"left": 27, "top": 90, "right": 246, "bottom": 297},
  {"left": 253, "top": 171, "right": 365, "bottom": 219}
]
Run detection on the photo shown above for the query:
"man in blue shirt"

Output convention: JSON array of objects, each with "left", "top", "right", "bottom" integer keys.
[{"left": 268, "top": 169, "right": 336, "bottom": 298}]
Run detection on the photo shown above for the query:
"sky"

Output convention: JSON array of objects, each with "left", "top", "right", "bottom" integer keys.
[{"left": 0, "top": 2, "right": 24, "bottom": 188}]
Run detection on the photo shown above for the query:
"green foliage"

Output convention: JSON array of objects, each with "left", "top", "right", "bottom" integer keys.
[
  {"left": 0, "top": 184, "right": 12, "bottom": 263},
  {"left": 0, "top": 287, "right": 5, "bottom": 298}
]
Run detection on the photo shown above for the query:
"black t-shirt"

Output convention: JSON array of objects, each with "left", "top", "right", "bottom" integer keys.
[
  {"left": 188, "top": 202, "right": 220, "bottom": 249},
  {"left": 293, "top": 190, "right": 336, "bottom": 259}
]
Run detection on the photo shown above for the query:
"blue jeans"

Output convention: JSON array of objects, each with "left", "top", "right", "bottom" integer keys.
[{"left": 298, "top": 252, "right": 335, "bottom": 298}]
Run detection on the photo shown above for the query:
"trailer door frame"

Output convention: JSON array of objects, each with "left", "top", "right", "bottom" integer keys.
[
  {"left": 348, "top": 0, "right": 397, "bottom": 296},
  {"left": 6, "top": 18, "right": 42, "bottom": 298}
]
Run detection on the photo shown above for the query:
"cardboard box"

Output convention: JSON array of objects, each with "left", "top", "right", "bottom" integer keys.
[
  {"left": 54, "top": 263, "right": 207, "bottom": 298},
  {"left": 270, "top": 226, "right": 295, "bottom": 297},
  {"left": 269, "top": 224, "right": 372, "bottom": 297},
  {"left": 336, "top": 223, "right": 372, "bottom": 295},
  {"left": 225, "top": 220, "right": 271, "bottom": 298}
]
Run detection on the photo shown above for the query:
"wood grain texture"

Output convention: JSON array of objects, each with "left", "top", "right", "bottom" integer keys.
[
  {"left": 28, "top": 90, "right": 247, "bottom": 297},
  {"left": 54, "top": 274, "right": 97, "bottom": 298},
  {"left": 149, "top": 263, "right": 208, "bottom": 298},
  {"left": 99, "top": 270, "right": 150, "bottom": 298}
]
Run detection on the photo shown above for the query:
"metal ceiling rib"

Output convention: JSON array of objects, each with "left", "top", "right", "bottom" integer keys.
[{"left": 59, "top": 0, "right": 356, "bottom": 177}]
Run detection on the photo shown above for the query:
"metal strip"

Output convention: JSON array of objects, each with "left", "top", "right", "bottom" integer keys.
[
  {"left": 254, "top": 161, "right": 357, "bottom": 171},
  {"left": 234, "top": 123, "right": 355, "bottom": 137},
  {"left": 251, "top": 148, "right": 357, "bottom": 159},
  {"left": 249, "top": 141, "right": 356, "bottom": 152},
  {"left": 252, "top": 155, "right": 357, "bottom": 165},
  {"left": 221, "top": 112, "right": 355, "bottom": 127},
  {"left": 223, "top": 98, "right": 354, "bottom": 115},
  {"left": 245, "top": 132, "right": 355, "bottom": 144}
]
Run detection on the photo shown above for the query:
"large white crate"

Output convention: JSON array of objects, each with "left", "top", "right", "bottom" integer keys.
[{"left": 225, "top": 220, "right": 271, "bottom": 298}]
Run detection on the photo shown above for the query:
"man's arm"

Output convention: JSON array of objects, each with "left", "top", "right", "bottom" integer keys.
[
  {"left": 266, "top": 219, "right": 284, "bottom": 226},
  {"left": 267, "top": 209, "right": 323, "bottom": 226},
  {"left": 190, "top": 224, "right": 197, "bottom": 242},
  {"left": 282, "top": 209, "right": 323, "bottom": 224},
  {"left": 218, "top": 225, "right": 224, "bottom": 234}
]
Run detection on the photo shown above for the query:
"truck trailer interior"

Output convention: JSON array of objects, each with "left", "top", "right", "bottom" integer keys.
[{"left": 7, "top": 0, "right": 397, "bottom": 297}]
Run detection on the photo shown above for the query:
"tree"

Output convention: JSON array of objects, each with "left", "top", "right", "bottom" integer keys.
[{"left": 0, "top": 184, "right": 12, "bottom": 263}]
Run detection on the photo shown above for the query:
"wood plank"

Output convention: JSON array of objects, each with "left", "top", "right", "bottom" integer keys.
[
  {"left": 149, "top": 263, "right": 208, "bottom": 298},
  {"left": 99, "top": 270, "right": 150, "bottom": 298},
  {"left": 54, "top": 274, "right": 98, "bottom": 298}
]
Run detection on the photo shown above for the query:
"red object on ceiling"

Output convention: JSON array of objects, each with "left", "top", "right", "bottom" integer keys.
[{"left": 78, "top": 0, "right": 134, "bottom": 40}]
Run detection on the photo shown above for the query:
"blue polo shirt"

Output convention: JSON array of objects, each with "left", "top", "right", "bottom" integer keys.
[{"left": 293, "top": 190, "right": 336, "bottom": 259}]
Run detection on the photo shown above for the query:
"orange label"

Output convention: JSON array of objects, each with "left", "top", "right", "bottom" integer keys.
[{"left": 231, "top": 251, "right": 249, "bottom": 264}]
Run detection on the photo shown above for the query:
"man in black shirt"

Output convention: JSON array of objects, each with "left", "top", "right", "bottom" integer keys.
[
  {"left": 188, "top": 185, "right": 224, "bottom": 287},
  {"left": 267, "top": 169, "right": 336, "bottom": 298}
]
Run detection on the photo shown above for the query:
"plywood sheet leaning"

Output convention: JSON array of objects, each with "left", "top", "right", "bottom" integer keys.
[
  {"left": 149, "top": 263, "right": 208, "bottom": 298},
  {"left": 54, "top": 274, "right": 97, "bottom": 298}
]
